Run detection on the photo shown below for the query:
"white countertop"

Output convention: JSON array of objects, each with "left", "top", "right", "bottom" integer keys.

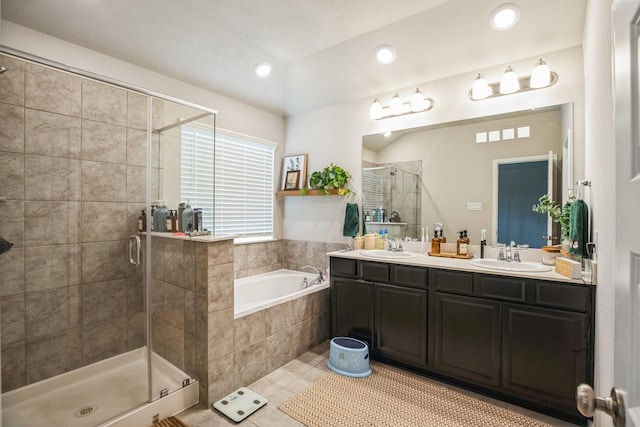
[
  {"left": 142, "top": 231, "right": 237, "bottom": 243},
  {"left": 328, "top": 249, "right": 593, "bottom": 286}
]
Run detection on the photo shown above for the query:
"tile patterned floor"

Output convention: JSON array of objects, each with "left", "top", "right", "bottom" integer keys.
[{"left": 175, "top": 341, "right": 577, "bottom": 427}]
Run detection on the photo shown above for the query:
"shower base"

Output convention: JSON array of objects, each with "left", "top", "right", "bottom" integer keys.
[{"left": 2, "top": 347, "right": 198, "bottom": 427}]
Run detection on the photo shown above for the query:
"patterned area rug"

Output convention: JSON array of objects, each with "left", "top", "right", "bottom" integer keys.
[{"left": 279, "top": 362, "right": 554, "bottom": 427}]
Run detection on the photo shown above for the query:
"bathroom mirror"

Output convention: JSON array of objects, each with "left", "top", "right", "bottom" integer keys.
[{"left": 362, "top": 103, "right": 575, "bottom": 247}]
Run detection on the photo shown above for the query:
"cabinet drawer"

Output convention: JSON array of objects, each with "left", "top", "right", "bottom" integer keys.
[
  {"left": 392, "top": 264, "right": 428, "bottom": 289},
  {"left": 430, "top": 269, "right": 473, "bottom": 294},
  {"left": 476, "top": 275, "right": 526, "bottom": 302},
  {"left": 360, "top": 261, "right": 390, "bottom": 282},
  {"left": 330, "top": 257, "right": 357, "bottom": 277},
  {"left": 535, "top": 281, "right": 591, "bottom": 312}
]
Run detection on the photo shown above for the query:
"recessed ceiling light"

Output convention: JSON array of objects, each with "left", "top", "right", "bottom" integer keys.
[
  {"left": 490, "top": 3, "right": 520, "bottom": 31},
  {"left": 375, "top": 45, "right": 396, "bottom": 64},
  {"left": 254, "top": 62, "right": 272, "bottom": 78}
]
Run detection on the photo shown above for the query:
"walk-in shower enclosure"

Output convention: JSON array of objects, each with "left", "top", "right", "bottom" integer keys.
[{"left": 0, "top": 51, "right": 215, "bottom": 426}]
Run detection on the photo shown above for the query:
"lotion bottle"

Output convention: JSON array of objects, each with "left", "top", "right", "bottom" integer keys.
[{"left": 431, "top": 230, "right": 440, "bottom": 254}]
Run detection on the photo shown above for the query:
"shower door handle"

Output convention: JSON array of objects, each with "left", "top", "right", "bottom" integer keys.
[{"left": 128, "top": 235, "right": 141, "bottom": 268}]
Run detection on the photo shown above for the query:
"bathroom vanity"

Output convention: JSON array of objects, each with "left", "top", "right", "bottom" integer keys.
[{"left": 328, "top": 251, "right": 594, "bottom": 425}]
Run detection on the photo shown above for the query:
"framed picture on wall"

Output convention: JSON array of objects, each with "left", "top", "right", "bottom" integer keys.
[
  {"left": 284, "top": 170, "right": 300, "bottom": 190},
  {"left": 281, "top": 154, "right": 308, "bottom": 190}
]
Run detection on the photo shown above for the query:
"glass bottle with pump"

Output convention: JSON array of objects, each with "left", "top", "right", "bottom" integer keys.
[
  {"left": 457, "top": 231, "right": 469, "bottom": 256},
  {"left": 138, "top": 209, "right": 146, "bottom": 233},
  {"left": 431, "top": 230, "right": 441, "bottom": 254}
]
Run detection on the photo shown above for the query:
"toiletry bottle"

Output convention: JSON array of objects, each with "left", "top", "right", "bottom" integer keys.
[
  {"left": 457, "top": 231, "right": 469, "bottom": 256},
  {"left": 181, "top": 201, "right": 193, "bottom": 232},
  {"left": 431, "top": 230, "right": 440, "bottom": 254},
  {"left": 153, "top": 201, "right": 169, "bottom": 232},
  {"left": 138, "top": 209, "right": 146, "bottom": 233},
  {"left": 439, "top": 228, "right": 446, "bottom": 243}
]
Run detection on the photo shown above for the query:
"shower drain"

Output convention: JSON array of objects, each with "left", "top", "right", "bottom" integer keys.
[{"left": 75, "top": 405, "right": 97, "bottom": 417}]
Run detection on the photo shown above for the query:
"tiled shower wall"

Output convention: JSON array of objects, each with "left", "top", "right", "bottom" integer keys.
[{"left": 0, "top": 54, "right": 152, "bottom": 392}]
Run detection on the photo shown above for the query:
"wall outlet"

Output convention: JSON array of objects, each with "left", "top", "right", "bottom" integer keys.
[{"left": 467, "top": 202, "right": 482, "bottom": 211}]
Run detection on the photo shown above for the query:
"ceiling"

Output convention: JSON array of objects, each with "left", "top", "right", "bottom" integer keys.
[{"left": 1, "top": 0, "right": 586, "bottom": 117}]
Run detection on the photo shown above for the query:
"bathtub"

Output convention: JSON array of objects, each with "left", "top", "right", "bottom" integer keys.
[{"left": 234, "top": 269, "right": 329, "bottom": 318}]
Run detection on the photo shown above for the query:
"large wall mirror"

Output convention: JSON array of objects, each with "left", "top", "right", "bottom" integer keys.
[{"left": 362, "top": 103, "right": 575, "bottom": 248}]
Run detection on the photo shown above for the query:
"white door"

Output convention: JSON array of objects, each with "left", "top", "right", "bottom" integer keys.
[{"left": 577, "top": 1, "right": 640, "bottom": 425}]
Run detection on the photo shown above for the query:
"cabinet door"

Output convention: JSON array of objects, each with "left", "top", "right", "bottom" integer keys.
[
  {"left": 331, "top": 277, "right": 374, "bottom": 347},
  {"left": 432, "top": 292, "right": 501, "bottom": 387},
  {"left": 502, "top": 303, "right": 589, "bottom": 412},
  {"left": 374, "top": 283, "right": 427, "bottom": 368}
]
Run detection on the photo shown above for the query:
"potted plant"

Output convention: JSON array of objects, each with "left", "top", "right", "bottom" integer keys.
[
  {"left": 304, "top": 163, "right": 351, "bottom": 195},
  {"left": 532, "top": 193, "right": 573, "bottom": 249}
]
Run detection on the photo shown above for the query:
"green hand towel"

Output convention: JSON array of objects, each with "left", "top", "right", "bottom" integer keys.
[
  {"left": 569, "top": 199, "right": 589, "bottom": 258},
  {"left": 343, "top": 203, "right": 360, "bottom": 237}
]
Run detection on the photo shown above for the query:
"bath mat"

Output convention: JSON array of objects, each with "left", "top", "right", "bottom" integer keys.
[
  {"left": 152, "top": 416, "right": 189, "bottom": 427},
  {"left": 279, "top": 362, "right": 555, "bottom": 427},
  {"left": 213, "top": 386, "right": 268, "bottom": 422}
]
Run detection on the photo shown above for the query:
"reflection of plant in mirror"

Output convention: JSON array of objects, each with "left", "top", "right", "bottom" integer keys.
[
  {"left": 532, "top": 193, "right": 573, "bottom": 240},
  {"left": 308, "top": 163, "right": 351, "bottom": 195}
]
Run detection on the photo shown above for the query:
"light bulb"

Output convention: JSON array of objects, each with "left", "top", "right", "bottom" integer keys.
[
  {"left": 254, "top": 62, "right": 272, "bottom": 77},
  {"left": 410, "top": 88, "right": 425, "bottom": 112},
  {"left": 369, "top": 98, "right": 383, "bottom": 119},
  {"left": 530, "top": 59, "right": 551, "bottom": 88},
  {"left": 390, "top": 93, "right": 403, "bottom": 115},
  {"left": 490, "top": 3, "right": 520, "bottom": 30},
  {"left": 499, "top": 66, "right": 519, "bottom": 94},
  {"left": 472, "top": 74, "right": 491, "bottom": 100},
  {"left": 375, "top": 45, "right": 396, "bottom": 64}
]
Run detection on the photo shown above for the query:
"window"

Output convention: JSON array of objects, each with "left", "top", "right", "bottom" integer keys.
[{"left": 181, "top": 126, "right": 275, "bottom": 238}]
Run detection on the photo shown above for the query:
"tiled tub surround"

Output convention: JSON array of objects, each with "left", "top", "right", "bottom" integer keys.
[
  {"left": 0, "top": 54, "right": 163, "bottom": 392},
  {"left": 153, "top": 235, "right": 332, "bottom": 406}
]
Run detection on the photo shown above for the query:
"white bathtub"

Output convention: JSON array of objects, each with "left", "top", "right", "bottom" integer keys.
[{"left": 234, "top": 269, "right": 329, "bottom": 318}]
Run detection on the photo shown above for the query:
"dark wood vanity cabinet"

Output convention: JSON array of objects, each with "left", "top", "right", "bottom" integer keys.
[
  {"left": 329, "top": 256, "right": 594, "bottom": 425},
  {"left": 374, "top": 283, "right": 427, "bottom": 368}
]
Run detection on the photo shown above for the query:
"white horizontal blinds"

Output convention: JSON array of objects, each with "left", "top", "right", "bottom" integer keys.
[
  {"left": 214, "top": 132, "right": 275, "bottom": 237},
  {"left": 181, "top": 126, "right": 215, "bottom": 230}
]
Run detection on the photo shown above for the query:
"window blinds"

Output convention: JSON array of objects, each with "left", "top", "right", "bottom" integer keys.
[{"left": 181, "top": 126, "right": 275, "bottom": 237}]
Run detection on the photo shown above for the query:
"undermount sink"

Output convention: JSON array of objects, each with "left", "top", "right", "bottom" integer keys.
[
  {"left": 468, "top": 259, "right": 552, "bottom": 272},
  {"left": 359, "top": 250, "right": 419, "bottom": 260}
]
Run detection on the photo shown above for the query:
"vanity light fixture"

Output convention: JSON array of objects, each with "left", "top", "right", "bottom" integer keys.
[
  {"left": 369, "top": 88, "right": 435, "bottom": 119},
  {"left": 469, "top": 59, "right": 558, "bottom": 101},
  {"left": 375, "top": 45, "right": 396, "bottom": 64}
]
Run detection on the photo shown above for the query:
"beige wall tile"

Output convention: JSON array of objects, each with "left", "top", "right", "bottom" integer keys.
[
  {"left": 266, "top": 328, "right": 293, "bottom": 372},
  {"left": 164, "top": 323, "right": 185, "bottom": 370},
  {"left": 81, "top": 119, "right": 126, "bottom": 163},
  {"left": 0, "top": 103, "right": 25, "bottom": 153},
  {"left": 164, "top": 283, "right": 185, "bottom": 330},
  {"left": 126, "top": 127, "right": 147, "bottom": 166},
  {"left": 24, "top": 155, "right": 81, "bottom": 201},
  {"left": 207, "top": 262, "right": 234, "bottom": 312},
  {"left": 207, "top": 240, "right": 234, "bottom": 266},
  {"left": 126, "top": 165, "right": 151, "bottom": 203},
  {"left": 25, "top": 244, "right": 81, "bottom": 292},
  {"left": 207, "top": 308, "right": 234, "bottom": 361},
  {"left": 81, "top": 316, "right": 127, "bottom": 365},
  {"left": 183, "top": 241, "right": 196, "bottom": 291},
  {"left": 264, "top": 300, "right": 295, "bottom": 336},
  {"left": 0, "top": 152, "right": 24, "bottom": 200},
  {"left": 81, "top": 80, "right": 126, "bottom": 126},
  {"left": 207, "top": 353, "right": 234, "bottom": 403},
  {"left": 81, "top": 240, "right": 128, "bottom": 283},
  {"left": 234, "top": 341, "right": 267, "bottom": 388},
  {"left": 126, "top": 275, "right": 144, "bottom": 313},
  {"left": 82, "top": 278, "right": 127, "bottom": 325},
  {"left": 0, "top": 55, "right": 25, "bottom": 106},
  {"left": 291, "top": 319, "right": 313, "bottom": 358},
  {"left": 184, "top": 332, "right": 197, "bottom": 379},
  {"left": 1, "top": 294, "right": 25, "bottom": 344},
  {"left": 81, "top": 201, "right": 128, "bottom": 242},
  {"left": 127, "top": 311, "right": 146, "bottom": 350},
  {"left": 24, "top": 109, "right": 81, "bottom": 158},
  {"left": 184, "top": 289, "right": 196, "bottom": 336},
  {"left": 81, "top": 160, "right": 126, "bottom": 202},
  {"left": 0, "top": 246, "right": 25, "bottom": 297},
  {"left": 25, "top": 63, "right": 81, "bottom": 117},
  {"left": 234, "top": 311, "right": 266, "bottom": 351},
  {"left": 2, "top": 341, "right": 26, "bottom": 392},
  {"left": 0, "top": 200, "right": 24, "bottom": 248},
  {"left": 24, "top": 201, "right": 81, "bottom": 246},
  {"left": 25, "top": 286, "right": 80, "bottom": 338},
  {"left": 162, "top": 240, "right": 185, "bottom": 287},
  {"left": 127, "top": 92, "right": 148, "bottom": 130}
]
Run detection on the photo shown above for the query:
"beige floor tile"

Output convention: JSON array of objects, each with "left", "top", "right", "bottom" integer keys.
[
  {"left": 283, "top": 366, "right": 328, "bottom": 394},
  {"left": 262, "top": 358, "right": 311, "bottom": 387}
]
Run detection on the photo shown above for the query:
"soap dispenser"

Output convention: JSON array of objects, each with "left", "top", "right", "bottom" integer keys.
[
  {"left": 457, "top": 230, "right": 470, "bottom": 256},
  {"left": 431, "top": 230, "right": 441, "bottom": 254}
]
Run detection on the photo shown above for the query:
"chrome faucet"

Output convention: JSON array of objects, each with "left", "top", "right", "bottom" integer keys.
[
  {"left": 301, "top": 265, "right": 324, "bottom": 287},
  {"left": 386, "top": 238, "right": 403, "bottom": 252},
  {"left": 496, "top": 241, "right": 524, "bottom": 262}
]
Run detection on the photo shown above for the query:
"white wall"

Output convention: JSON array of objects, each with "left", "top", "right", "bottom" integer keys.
[
  {"left": 284, "top": 45, "right": 586, "bottom": 244},
  {"left": 584, "top": 1, "right": 615, "bottom": 426}
]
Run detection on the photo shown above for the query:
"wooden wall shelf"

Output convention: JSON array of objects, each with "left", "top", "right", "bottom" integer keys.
[{"left": 276, "top": 189, "right": 341, "bottom": 197}]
